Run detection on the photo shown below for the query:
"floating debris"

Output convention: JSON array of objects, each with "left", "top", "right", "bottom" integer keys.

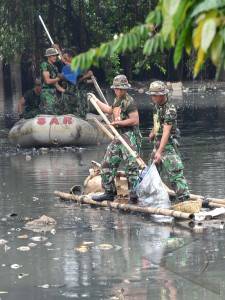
[
  {"left": 31, "top": 236, "right": 48, "bottom": 242},
  {"left": 75, "top": 245, "right": 89, "bottom": 253},
  {"left": 32, "top": 196, "right": 39, "bottom": 201},
  {"left": 0, "top": 239, "right": 8, "bottom": 245},
  {"left": 4, "top": 245, "right": 11, "bottom": 252},
  {"left": 0, "top": 291, "right": 8, "bottom": 294},
  {"left": 25, "top": 154, "right": 32, "bottom": 161},
  {"left": 96, "top": 244, "right": 113, "bottom": 250},
  {"left": 18, "top": 273, "right": 29, "bottom": 279},
  {"left": 38, "top": 284, "right": 50, "bottom": 289},
  {"left": 50, "top": 229, "right": 56, "bottom": 235},
  {"left": 17, "top": 246, "right": 31, "bottom": 252},
  {"left": 10, "top": 264, "right": 23, "bottom": 269},
  {"left": 17, "top": 235, "right": 28, "bottom": 239},
  {"left": 45, "top": 242, "right": 52, "bottom": 247},
  {"left": 28, "top": 242, "right": 37, "bottom": 248},
  {"left": 83, "top": 241, "right": 94, "bottom": 246},
  {"left": 25, "top": 215, "right": 56, "bottom": 227}
]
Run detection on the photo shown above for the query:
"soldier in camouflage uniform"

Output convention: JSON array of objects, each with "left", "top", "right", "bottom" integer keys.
[
  {"left": 147, "top": 81, "right": 190, "bottom": 202},
  {"left": 17, "top": 79, "right": 42, "bottom": 119},
  {"left": 92, "top": 75, "right": 142, "bottom": 202},
  {"left": 61, "top": 48, "right": 93, "bottom": 117},
  {"left": 40, "top": 48, "right": 65, "bottom": 114}
]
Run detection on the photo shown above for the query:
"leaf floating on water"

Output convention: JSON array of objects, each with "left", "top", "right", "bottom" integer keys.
[
  {"left": 4, "top": 245, "right": 11, "bottom": 252},
  {"left": 45, "top": 242, "right": 52, "bottom": 247},
  {"left": 96, "top": 244, "right": 113, "bottom": 250},
  {"left": 17, "top": 235, "right": 28, "bottom": 239},
  {"left": 17, "top": 246, "right": 31, "bottom": 252},
  {"left": 11, "top": 264, "right": 23, "bottom": 269},
  {"left": 75, "top": 246, "right": 88, "bottom": 253}
]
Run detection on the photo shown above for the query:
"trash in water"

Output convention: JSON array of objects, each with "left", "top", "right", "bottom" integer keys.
[
  {"left": 25, "top": 154, "right": 32, "bottom": 161},
  {"left": 28, "top": 242, "right": 37, "bottom": 248},
  {"left": 25, "top": 215, "right": 56, "bottom": 227},
  {"left": 0, "top": 291, "right": 8, "bottom": 294},
  {"left": 38, "top": 284, "right": 50, "bottom": 289},
  {"left": 166, "top": 237, "right": 184, "bottom": 248},
  {"left": 18, "top": 273, "right": 29, "bottom": 279},
  {"left": 45, "top": 242, "right": 52, "bottom": 247},
  {"left": 32, "top": 196, "right": 39, "bottom": 201},
  {"left": 4, "top": 245, "right": 10, "bottom": 252},
  {"left": 75, "top": 245, "right": 89, "bottom": 253},
  {"left": 83, "top": 241, "right": 94, "bottom": 245},
  {"left": 0, "top": 239, "right": 8, "bottom": 245},
  {"left": 17, "top": 246, "right": 31, "bottom": 252},
  {"left": 10, "top": 264, "right": 23, "bottom": 269},
  {"left": 17, "top": 235, "right": 28, "bottom": 239},
  {"left": 96, "top": 244, "right": 113, "bottom": 250},
  {"left": 50, "top": 229, "right": 56, "bottom": 235},
  {"left": 31, "top": 236, "right": 48, "bottom": 242}
]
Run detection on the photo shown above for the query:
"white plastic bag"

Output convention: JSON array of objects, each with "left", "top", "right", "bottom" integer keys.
[{"left": 136, "top": 163, "right": 172, "bottom": 222}]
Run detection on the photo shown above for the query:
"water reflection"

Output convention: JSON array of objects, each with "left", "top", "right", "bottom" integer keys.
[{"left": 0, "top": 87, "right": 225, "bottom": 299}]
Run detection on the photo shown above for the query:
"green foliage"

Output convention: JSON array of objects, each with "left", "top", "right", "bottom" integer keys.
[{"left": 71, "top": 0, "right": 225, "bottom": 77}]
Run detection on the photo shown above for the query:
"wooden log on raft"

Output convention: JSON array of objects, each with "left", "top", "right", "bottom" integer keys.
[{"left": 54, "top": 191, "right": 193, "bottom": 220}]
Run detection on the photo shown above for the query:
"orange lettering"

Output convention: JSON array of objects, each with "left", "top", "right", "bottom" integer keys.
[
  {"left": 37, "top": 117, "right": 46, "bottom": 125},
  {"left": 50, "top": 117, "right": 59, "bottom": 125},
  {"left": 63, "top": 116, "right": 73, "bottom": 124}
]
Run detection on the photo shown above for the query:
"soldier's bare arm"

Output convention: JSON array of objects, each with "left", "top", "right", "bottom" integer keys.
[
  {"left": 111, "top": 110, "right": 139, "bottom": 127},
  {"left": 95, "top": 98, "right": 113, "bottom": 114},
  {"left": 43, "top": 71, "right": 60, "bottom": 85}
]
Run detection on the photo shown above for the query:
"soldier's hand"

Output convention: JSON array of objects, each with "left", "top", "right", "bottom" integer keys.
[
  {"left": 149, "top": 132, "right": 155, "bottom": 142},
  {"left": 153, "top": 150, "right": 162, "bottom": 164},
  {"left": 87, "top": 93, "right": 97, "bottom": 101},
  {"left": 57, "top": 73, "right": 65, "bottom": 80}
]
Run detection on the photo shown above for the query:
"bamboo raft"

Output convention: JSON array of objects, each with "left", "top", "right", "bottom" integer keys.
[{"left": 54, "top": 191, "right": 225, "bottom": 232}]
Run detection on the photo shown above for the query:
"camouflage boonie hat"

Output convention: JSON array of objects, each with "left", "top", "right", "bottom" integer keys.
[
  {"left": 146, "top": 81, "right": 169, "bottom": 95},
  {"left": 44, "top": 48, "right": 59, "bottom": 57},
  {"left": 110, "top": 75, "right": 131, "bottom": 89}
]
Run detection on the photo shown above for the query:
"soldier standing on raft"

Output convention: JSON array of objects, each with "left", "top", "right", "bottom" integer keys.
[
  {"left": 91, "top": 75, "right": 142, "bottom": 203},
  {"left": 40, "top": 48, "right": 65, "bottom": 114},
  {"left": 147, "top": 81, "right": 190, "bottom": 202}
]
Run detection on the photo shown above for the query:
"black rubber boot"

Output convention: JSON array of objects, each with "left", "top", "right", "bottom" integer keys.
[
  {"left": 129, "top": 190, "right": 138, "bottom": 204},
  {"left": 92, "top": 191, "right": 116, "bottom": 202}
]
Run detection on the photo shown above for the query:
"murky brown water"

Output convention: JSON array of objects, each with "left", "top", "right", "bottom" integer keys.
[{"left": 0, "top": 84, "right": 225, "bottom": 299}]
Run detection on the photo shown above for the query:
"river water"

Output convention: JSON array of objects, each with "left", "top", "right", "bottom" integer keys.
[{"left": 0, "top": 84, "right": 225, "bottom": 299}]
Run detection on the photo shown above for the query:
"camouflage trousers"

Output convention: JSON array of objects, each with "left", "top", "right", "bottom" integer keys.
[
  {"left": 62, "top": 84, "right": 89, "bottom": 118},
  {"left": 40, "top": 88, "right": 61, "bottom": 114},
  {"left": 23, "top": 108, "right": 41, "bottom": 119},
  {"left": 152, "top": 144, "right": 190, "bottom": 201},
  {"left": 101, "top": 131, "right": 139, "bottom": 194}
]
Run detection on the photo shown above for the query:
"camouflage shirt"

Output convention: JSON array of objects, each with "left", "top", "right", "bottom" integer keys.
[
  {"left": 40, "top": 61, "right": 58, "bottom": 89},
  {"left": 112, "top": 93, "right": 138, "bottom": 134},
  {"left": 153, "top": 99, "right": 180, "bottom": 143}
]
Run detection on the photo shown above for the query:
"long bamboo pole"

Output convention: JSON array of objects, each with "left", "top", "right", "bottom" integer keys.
[
  {"left": 91, "top": 76, "right": 109, "bottom": 105},
  {"left": 54, "top": 191, "right": 193, "bottom": 220}
]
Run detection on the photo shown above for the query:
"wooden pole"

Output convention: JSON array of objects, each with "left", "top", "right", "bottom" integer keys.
[
  {"left": 54, "top": 191, "right": 193, "bottom": 220},
  {"left": 91, "top": 76, "right": 109, "bottom": 105},
  {"left": 93, "top": 118, "right": 114, "bottom": 140}
]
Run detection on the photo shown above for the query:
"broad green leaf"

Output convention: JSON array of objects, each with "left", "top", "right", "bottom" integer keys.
[
  {"left": 191, "top": 0, "right": 225, "bottom": 18},
  {"left": 193, "top": 20, "right": 204, "bottom": 49},
  {"left": 162, "top": 0, "right": 181, "bottom": 16},
  {"left": 173, "top": 0, "right": 194, "bottom": 28},
  {"left": 201, "top": 18, "right": 217, "bottom": 52},
  {"left": 210, "top": 33, "right": 223, "bottom": 65},
  {"left": 194, "top": 48, "right": 206, "bottom": 77},
  {"left": 143, "top": 39, "right": 152, "bottom": 55},
  {"left": 174, "top": 18, "right": 192, "bottom": 66}
]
